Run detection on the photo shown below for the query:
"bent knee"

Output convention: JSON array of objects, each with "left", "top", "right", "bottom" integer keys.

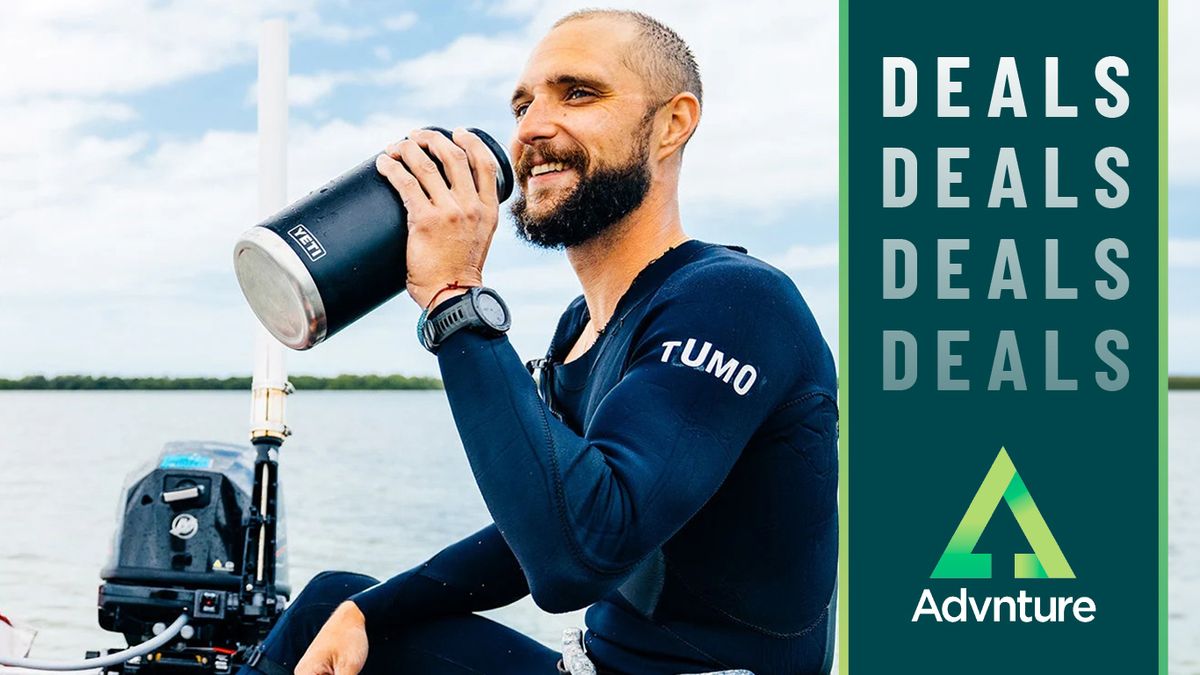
[{"left": 293, "top": 570, "right": 379, "bottom": 607}]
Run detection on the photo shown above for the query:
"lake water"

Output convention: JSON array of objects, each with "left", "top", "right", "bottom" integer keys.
[
  {"left": 0, "top": 391, "right": 586, "bottom": 664},
  {"left": 0, "top": 391, "right": 1196, "bottom": 672}
]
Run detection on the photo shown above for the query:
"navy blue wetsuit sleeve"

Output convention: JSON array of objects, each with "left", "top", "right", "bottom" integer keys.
[
  {"left": 435, "top": 264, "right": 819, "bottom": 613},
  {"left": 347, "top": 523, "right": 531, "bottom": 630}
]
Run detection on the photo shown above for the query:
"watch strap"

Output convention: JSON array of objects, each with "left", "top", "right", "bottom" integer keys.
[
  {"left": 425, "top": 293, "right": 479, "bottom": 351},
  {"left": 420, "top": 287, "right": 508, "bottom": 353}
]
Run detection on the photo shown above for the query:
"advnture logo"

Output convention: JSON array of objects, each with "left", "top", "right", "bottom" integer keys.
[
  {"left": 913, "top": 448, "right": 1095, "bottom": 623},
  {"left": 932, "top": 448, "right": 1073, "bottom": 579}
]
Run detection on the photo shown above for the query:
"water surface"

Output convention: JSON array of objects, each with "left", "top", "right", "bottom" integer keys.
[
  {"left": 0, "top": 390, "right": 1195, "bottom": 671},
  {"left": 0, "top": 391, "right": 586, "bottom": 661}
]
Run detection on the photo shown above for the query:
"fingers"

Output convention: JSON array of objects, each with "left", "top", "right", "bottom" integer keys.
[
  {"left": 294, "top": 641, "right": 363, "bottom": 674},
  {"left": 375, "top": 153, "right": 433, "bottom": 216},
  {"left": 409, "top": 129, "right": 476, "bottom": 200},
  {"left": 452, "top": 127, "right": 500, "bottom": 207},
  {"left": 386, "top": 136, "right": 453, "bottom": 204}
]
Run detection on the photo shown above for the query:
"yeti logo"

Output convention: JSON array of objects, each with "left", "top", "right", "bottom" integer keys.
[
  {"left": 661, "top": 338, "right": 758, "bottom": 395},
  {"left": 288, "top": 224, "right": 326, "bottom": 261},
  {"left": 170, "top": 513, "right": 199, "bottom": 540}
]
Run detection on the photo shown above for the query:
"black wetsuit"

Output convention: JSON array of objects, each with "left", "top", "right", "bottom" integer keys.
[{"left": 241, "top": 240, "right": 838, "bottom": 675}]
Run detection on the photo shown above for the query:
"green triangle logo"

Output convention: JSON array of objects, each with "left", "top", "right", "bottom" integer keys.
[{"left": 931, "top": 448, "right": 1074, "bottom": 579}]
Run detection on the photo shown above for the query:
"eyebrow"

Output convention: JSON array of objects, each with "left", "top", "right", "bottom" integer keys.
[{"left": 510, "top": 74, "right": 610, "bottom": 107}]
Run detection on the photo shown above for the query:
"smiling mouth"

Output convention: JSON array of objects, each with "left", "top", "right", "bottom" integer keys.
[{"left": 529, "top": 162, "right": 570, "bottom": 177}]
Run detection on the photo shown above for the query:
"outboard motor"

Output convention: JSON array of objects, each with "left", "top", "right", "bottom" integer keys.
[{"left": 95, "top": 441, "right": 289, "bottom": 673}]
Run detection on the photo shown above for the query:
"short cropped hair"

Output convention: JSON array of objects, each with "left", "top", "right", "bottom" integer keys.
[{"left": 554, "top": 9, "right": 703, "bottom": 112}]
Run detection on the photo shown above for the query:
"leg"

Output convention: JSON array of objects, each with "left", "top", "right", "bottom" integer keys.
[
  {"left": 363, "top": 613, "right": 560, "bottom": 674},
  {"left": 237, "top": 570, "right": 379, "bottom": 675},
  {"left": 238, "top": 570, "right": 561, "bottom": 674}
]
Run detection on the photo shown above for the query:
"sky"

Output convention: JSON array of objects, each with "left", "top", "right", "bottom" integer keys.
[{"left": 0, "top": 0, "right": 1194, "bottom": 378}]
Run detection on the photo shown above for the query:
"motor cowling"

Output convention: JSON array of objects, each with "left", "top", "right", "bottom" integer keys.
[{"left": 98, "top": 441, "right": 289, "bottom": 650}]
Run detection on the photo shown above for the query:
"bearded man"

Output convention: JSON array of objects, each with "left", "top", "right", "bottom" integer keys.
[{"left": 240, "top": 9, "right": 838, "bottom": 675}]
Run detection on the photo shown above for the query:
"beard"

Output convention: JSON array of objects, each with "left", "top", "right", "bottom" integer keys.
[{"left": 508, "top": 122, "right": 653, "bottom": 250}]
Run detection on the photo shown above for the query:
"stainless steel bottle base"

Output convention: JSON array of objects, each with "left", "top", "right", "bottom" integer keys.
[{"left": 234, "top": 227, "right": 328, "bottom": 350}]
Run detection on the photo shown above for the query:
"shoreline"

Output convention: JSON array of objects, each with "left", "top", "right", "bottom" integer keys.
[
  {"left": 1169, "top": 376, "right": 1200, "bottom": 390},
  {"left": 0, "top": 375, "right": 443, "bottom": 391},
  {"left": 3, "top": 375, "right": 1198, "bottom": 390}
]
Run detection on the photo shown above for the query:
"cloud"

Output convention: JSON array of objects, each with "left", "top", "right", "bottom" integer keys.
[
  {"left": 289, "top": 9, "right": 378, "bottom": 43},
  {"left": 287, "top": 9, "right": 415, "bottom": 42},
  {"left": 0, "top": 98, "right": 141, "bottom": 216},
  {"left": 1170, "top": 315, "right": 1200, "bottom": 375},
  {"left": 382, "top": 13, "right": 418, "bottom": 32},
  {"left": 1170, "top": 238, "right": 1200, "bottom": 268},
  {"left": 769, "top": 242, "right": 840, "bottom": 272},
  {"left": 1170, "top": 1, "right": 1200, "bottom": 184},
  {"left": 490, "top": 0, "right": 840, "bottom": 204},
  {"left": 0, "top": 109, "right": 445, "bottom": 376},
  {"left": 5, "top": 0, "right": 1191, "bottom": 377},
  {"left": 245, "top": 31, "right": 527, "bottom": 110},
  {"left": 0, "top": 1, "right": 322, "bottom": 100},
  {"left": 287, "top": 72, "right": 353, "bottom": 107},
  {"left": 371, "top": 33, "right": 532, "bottom": 111},
  {"left": 244, "top": 71, "right": 360, "bottom": 107},
  {"left": 251, "top": 0, "right": 839, "bottom": 205},
  {"left": 0, "top": 109, "right": 445, "bottom": 299}
]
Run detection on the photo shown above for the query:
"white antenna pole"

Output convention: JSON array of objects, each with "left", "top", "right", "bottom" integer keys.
[
  {"left": 247, "top": 19, "right": 291, "bottom": 590},
  {"left": 250, "top": 19, "right": 291, "bottom": 444}
]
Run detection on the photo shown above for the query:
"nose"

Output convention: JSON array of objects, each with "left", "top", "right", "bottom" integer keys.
[{"left": 515, "top": 97, "right": 558, "bottom": 147}]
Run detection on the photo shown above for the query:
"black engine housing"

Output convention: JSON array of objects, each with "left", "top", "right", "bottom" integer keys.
[{"left": 98, "top": 441, "right": 289, "bottom": 653}]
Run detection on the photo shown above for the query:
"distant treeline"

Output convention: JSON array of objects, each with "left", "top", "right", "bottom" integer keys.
[
  {"left": 1171, "top": 376, "right": 1200, "bottom": 390},
  {"left": 0, "top": 374, "right": 443, "bottom": 391},
  {"left": 4, "top": 374, "right": 1198, "bottom": 391}
]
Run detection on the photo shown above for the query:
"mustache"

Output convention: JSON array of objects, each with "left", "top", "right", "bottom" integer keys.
[{"left": 514, "top": 143, "right": 589, "bottom": 183}]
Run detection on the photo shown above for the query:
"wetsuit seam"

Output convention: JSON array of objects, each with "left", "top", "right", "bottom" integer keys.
[
  {"left": 651, "top": 622, "right": 736, "bottom": 671},
  {"left": 662, "top": 559, "right": 834, "bottom": 640},
  {"left": 774, "top": 391, "right": 838, "bottom": 477},
  {"left": 561, "top": 242, "right": 720, "bottom": 381},
  {"left": 590, "top": 617, "right": 733, "bottom": 673},
  {"left": 772, "top": 389, "right": 836, "bottom": 415},
  {"left": 616, "top": 244, "right": 726, "bottom": 375}
]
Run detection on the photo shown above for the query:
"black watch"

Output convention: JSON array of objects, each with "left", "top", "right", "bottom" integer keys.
[{"left": 420, "top": 287, "right": 511, "bottom": 353}]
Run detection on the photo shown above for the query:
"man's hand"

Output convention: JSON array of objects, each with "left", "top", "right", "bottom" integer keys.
[
  {"left": 294, "top": 601, "right": 369, "bottom": 675},
  {"left": 376, "top": 128, "right": 502, "bottom": 309}
]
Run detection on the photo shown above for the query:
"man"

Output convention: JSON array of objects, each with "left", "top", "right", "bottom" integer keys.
[{"left": 241, "top": 9, "right": 837, "bottom": 675}]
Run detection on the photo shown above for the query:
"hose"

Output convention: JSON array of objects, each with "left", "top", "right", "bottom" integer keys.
[{"left": 0, "top": 614, "right": 188, "bottom": 672}]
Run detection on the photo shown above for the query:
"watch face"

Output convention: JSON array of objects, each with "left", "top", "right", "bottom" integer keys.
[{"left": 476, "top": 292, "right": 508, "bottom": 328}]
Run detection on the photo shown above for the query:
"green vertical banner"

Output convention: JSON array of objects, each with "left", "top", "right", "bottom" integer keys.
[{"left": 841, "top": 1, "right": 1166, "bottom": 672}]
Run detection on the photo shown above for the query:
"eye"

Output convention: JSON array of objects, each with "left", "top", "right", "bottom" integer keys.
[
  {"left": 566, "top": 87, "right": 596, "bottom": 101},
  {"left": 513, "top": 101, "right": 530, "bottom": 119}
]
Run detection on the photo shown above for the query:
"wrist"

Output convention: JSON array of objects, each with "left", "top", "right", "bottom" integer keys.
[
  {"left": 410, "top": 278, "right": 479, "bottom": 309},
  {"left": 425, "top": 286, "right": 470, "bottom": 310}
]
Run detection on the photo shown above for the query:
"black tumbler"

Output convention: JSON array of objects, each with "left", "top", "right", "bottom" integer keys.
[{"left": 233, "top": 127, "right": 514, "bottom": 350}]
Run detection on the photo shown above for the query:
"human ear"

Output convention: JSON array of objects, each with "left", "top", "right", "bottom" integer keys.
[{"left": 656, "top": 92, "right": 701, "bottom": 160}]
